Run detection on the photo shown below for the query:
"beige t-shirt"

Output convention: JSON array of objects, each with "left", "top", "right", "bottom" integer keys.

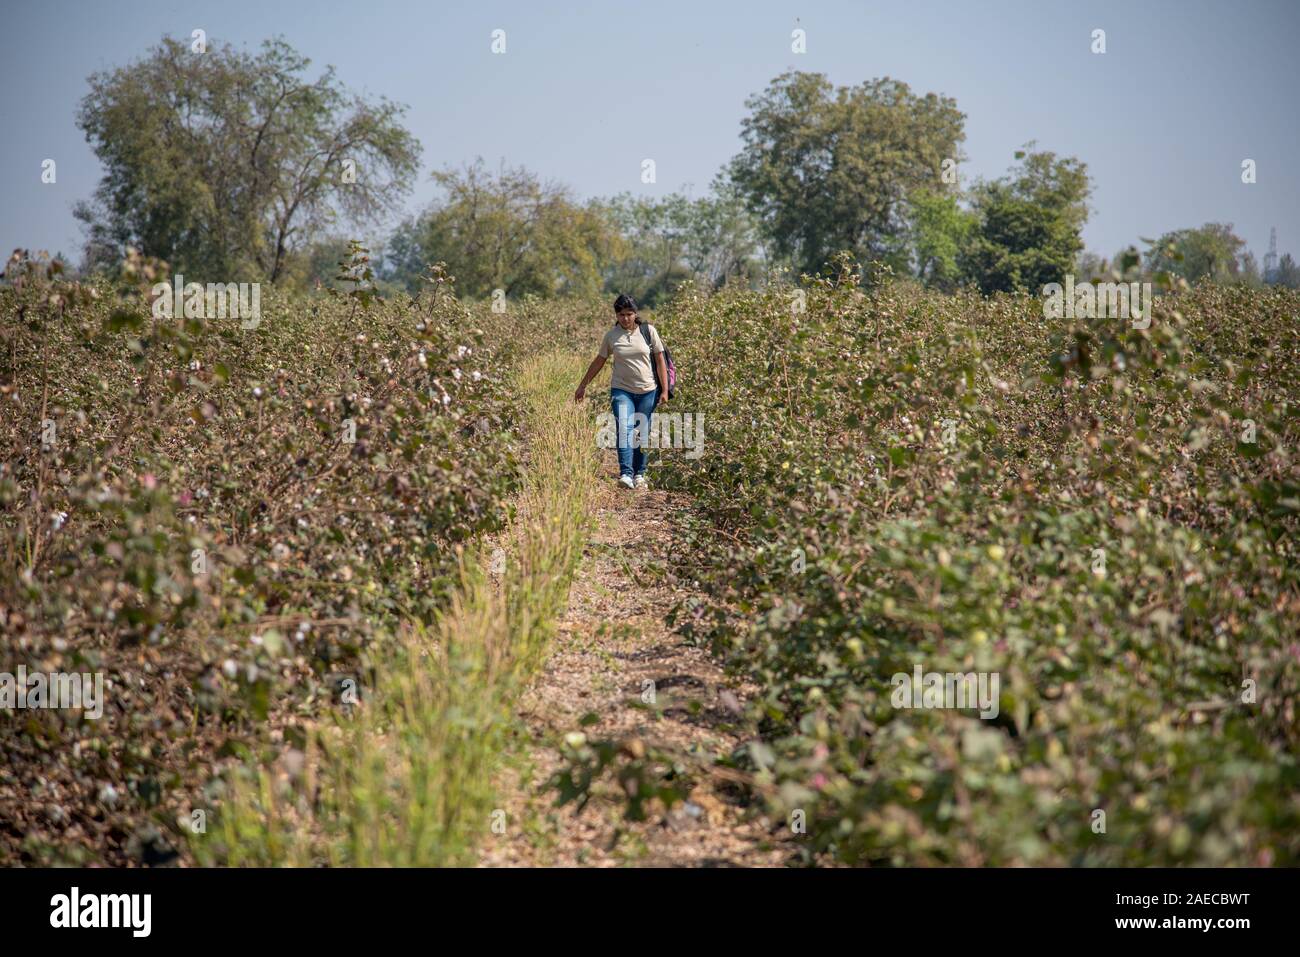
[{"left": 598, "top": 323, "right": 664, "bottom": 394}]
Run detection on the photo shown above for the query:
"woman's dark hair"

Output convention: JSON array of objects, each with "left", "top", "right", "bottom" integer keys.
[{"left": 612, "top": 293, "right": 638, "bottom": 314}]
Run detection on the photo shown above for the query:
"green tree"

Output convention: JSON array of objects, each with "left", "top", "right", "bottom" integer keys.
[
  {"left": 74, "top": 36, "right": 420, "bottom": 281},
  {"left": 908, "top": 189, "right": 975, "bottom": 291},
  {"left": 386, "top": 160, "right": 615, "bottom": 299},
  {"left": 1075, "top": 251, "right": 1109, "bottom": 281},
  {"left": 678, "top": 180, "right": 766, "bottom": 292},
  {"left": 1270, "top": 252, "right": 1300, "bottom": 289},
  {"left": 599, "top": 180, "right": 764, "bottom": 305},
  {"left": 599, "top": 192, "right": 692, "bottom": 305},
  {"left": 960, "top": 147, "right": 1091, "bottom": 293},
  {"left": 381, "top": 216, "right": 426, "bottom": 289},
  {"left": 729, "top": 71, "right": 965, "bottom": 276},
  {"left": 1145, "top": 223, "right": 1252, "bottom": 284},
  {"left": 279, "top": 235, "right": 392, "bottom": 293}
]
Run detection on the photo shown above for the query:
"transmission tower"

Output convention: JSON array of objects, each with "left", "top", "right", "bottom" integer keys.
[{"left": 1264, "top": 227, "right": 1279, "bottom": 281}]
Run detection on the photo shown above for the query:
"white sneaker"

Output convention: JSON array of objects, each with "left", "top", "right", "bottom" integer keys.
[
  {"left": 634, "top": 474, "right": 648, "bottom": 490},
  {"left": 619, "top": 474, "right": 635, "bottom": 489}
]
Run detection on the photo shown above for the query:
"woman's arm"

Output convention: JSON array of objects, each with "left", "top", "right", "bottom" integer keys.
[
  {"left": 654, "top": 351, "right": 669, "bottom": 406},
  {"left": 573, "top": 355, "right": 606, "bottom": 403}
]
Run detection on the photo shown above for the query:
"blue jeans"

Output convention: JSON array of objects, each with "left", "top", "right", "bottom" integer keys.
[{"left": 610, "top": 387, "right": 658, "bottom": 477}]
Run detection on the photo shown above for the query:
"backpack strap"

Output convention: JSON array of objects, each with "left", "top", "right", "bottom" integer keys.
[{"left": 640, "top": 323, "right": 664, "bottom": 395}]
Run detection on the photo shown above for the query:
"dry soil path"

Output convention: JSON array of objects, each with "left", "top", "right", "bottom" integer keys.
[{"left": 479, "top": 482, "right": 792, "bottom": 867}]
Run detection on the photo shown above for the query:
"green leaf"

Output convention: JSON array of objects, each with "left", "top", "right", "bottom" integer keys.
[{"left": 106, "top": 309, "right": 144, "bottom": 333}]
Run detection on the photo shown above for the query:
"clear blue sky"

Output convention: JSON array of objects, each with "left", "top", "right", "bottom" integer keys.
[{"left": 2, "top": 0, "right": 1297, "bottom": 266}]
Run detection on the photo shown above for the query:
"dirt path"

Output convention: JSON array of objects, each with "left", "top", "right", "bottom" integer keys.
[{"left": 479, "top": 482, "right": 792, "bottom": 867}]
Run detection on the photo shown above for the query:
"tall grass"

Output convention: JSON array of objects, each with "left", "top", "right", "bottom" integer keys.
[{"left": 199, "top": 352, "right": 597, "bottom": 865}]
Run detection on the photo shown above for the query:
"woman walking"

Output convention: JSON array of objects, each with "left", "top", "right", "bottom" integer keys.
[{"left": 574, "top": 294, "right": 669, "bottom": 489}]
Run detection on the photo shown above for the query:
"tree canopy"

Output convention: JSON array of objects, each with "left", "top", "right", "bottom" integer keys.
[
  {"left": 729, "top": 71, "right": 966, "bottom": 277},
  {"left": 597, "top": 181, "right": 764, "bottom": 306},
  {"left": 383, "top": 159, "right": 615, "bottom": 299},
  {"left": 960, "top": 147, "right": 1092, "bottom": 294},
  {"left": 1144, "top": 223, "right": 1253, "bottom": 284},
  {"left": 75, "top": 36, "right": 420, "bottom": 281}
]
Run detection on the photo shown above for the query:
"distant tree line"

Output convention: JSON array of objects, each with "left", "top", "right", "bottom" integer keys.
[
  {"left": 62, "top": 38, "right": 1299, "bottom": 298},
  {"left": 1084, "top": 223, "right": 1300, "bottom": 289}
]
